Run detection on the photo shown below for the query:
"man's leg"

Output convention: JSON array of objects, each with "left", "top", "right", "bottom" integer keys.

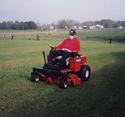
[
  {"left": 57, "top": 51, "right": 71, "bottom": 68},
  {"left": 48, "top": 50, "right": 62, "bottom": 65}
]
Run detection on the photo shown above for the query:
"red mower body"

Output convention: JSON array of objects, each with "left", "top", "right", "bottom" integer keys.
[
  {"left": 69, "top": 55, "right": 87, "bottom": 72},
  {"left": 31, "top": 52, "right": 91, "bottom": 89}
]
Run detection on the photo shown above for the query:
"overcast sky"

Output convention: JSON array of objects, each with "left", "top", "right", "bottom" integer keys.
[{"left": 0, "top": 0, "right": 125, "bottom": 24}]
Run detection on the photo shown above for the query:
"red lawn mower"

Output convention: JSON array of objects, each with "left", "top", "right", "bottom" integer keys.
[{"left": 31, "top": 51, "right": 91, "bottom": 89}]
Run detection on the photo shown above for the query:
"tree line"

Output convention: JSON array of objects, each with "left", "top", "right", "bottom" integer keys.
[
  {"left": 0, "top": 21, "right": 37, "bottom": 30},
  {"left": 0, "top": 19, "right": 125, "bottom": 30},
  {"left": 54, "top": 19, "right": 125, "bottom": 29}
]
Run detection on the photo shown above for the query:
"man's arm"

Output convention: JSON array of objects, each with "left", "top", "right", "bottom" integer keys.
[
  {"left": 53, "top": 40, "right": 65, "bottom": 49},
  {"left": 49, "top": 44, "right": 55, "bottom": 49},
  {"left": 76, "top": 39, "right": 80, "bottom": 52}
]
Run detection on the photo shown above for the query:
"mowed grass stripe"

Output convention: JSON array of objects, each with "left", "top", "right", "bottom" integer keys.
[
  {"left": 0, "top": 40, "right": 56, "bottom": 54},
  {"left": 0, "top": 57, "right": 43, "bottom": 68}
]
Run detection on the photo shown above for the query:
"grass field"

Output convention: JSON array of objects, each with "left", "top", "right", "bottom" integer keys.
[{"left": 0, "top": 29, "right": 125, "bottom": 117}]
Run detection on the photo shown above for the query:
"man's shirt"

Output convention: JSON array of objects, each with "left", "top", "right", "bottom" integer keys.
[{"left": 54, "top": 38, "right": 80, "bottom": 53}]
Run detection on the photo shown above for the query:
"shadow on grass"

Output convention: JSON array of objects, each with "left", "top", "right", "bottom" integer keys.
[{"left": 6, "top": 51, "right": 125, "bottom": 117}]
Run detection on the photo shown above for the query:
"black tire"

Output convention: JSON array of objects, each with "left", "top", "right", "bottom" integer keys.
[
  {"left": 78, "top": 65, "right": 91, "bottom": 81},
  {"left": 59, "top": 80, "right": 68, "bottom": 89},
  {"left": 31, "top": 73, "right": 39, "bottom": 82}
]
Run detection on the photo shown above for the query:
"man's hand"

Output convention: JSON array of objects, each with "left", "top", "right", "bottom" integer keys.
[{"left": 49, "top": 44, "right": 54, "bottom": 50}]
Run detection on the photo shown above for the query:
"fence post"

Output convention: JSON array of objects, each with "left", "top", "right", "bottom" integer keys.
[
  {"left": 109, "top": 39, "right": 112, "bottom": 44},
  {"left": 37, "top": 34, "right": 40, "bottom": 40},
  {"left": 11, "top": 34, "right": 14, "bottom": 40}
]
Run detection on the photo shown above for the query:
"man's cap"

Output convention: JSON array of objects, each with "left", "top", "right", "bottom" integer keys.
[{"left": 69, "top": 29, "right": 76, "bottom": 36}]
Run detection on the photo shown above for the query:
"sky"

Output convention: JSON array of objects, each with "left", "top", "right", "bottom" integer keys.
[{"left": 0, "top": 0, "right": 125, "bottom": 24}]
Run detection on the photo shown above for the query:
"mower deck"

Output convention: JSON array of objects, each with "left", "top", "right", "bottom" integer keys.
[{"left": 31, "top": 67, "right": 81, "bottom": 86}]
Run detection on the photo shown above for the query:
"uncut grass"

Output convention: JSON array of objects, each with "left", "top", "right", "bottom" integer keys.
[
  {"left": 0, "top": 30, "right": 68, "bottom": 41},
  {"left": 78, "top": 29, "right": 125, "bottom": 42},
  {"left": 1, "top": 29, "right": 125, "bottom": 42},
  {"left": 0, "top": 30, "right": 125, "bottom": 117}
]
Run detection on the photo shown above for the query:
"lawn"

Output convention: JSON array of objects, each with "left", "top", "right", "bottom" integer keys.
[{"left": 0, "top": 29, "right": 125, "bottom": 117}]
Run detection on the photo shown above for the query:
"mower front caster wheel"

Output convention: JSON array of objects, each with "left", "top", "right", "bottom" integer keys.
[
  {"left": 59, "top": 81, "right": 68, "bottom": 89},
  {"left": 31, "top": 73, "right": 40, "bottom": 82}
]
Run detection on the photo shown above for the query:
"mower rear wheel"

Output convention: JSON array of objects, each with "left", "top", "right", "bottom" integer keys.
[
  {"left": 78, "top": 65, "right": 91, "bottom": 81},
  {"left": 31, "top": 73, "right": 40, "bottom": 82},
  {"left": 59, "top": 80, "right": 68, "bottom": 89}
]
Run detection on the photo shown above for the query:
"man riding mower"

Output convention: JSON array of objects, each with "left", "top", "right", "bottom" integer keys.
[{"left": 31, "top": 29, "right": 91, "bottom": 88}]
